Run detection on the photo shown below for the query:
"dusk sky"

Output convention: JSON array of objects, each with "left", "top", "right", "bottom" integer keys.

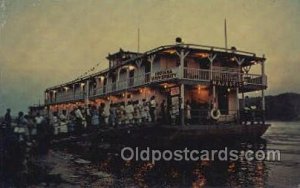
[{"left": 0, "top": 0, "right": 299, "bottom": 115}]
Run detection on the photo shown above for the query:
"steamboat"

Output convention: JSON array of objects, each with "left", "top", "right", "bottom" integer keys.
[{"left": 44, "top": 38, "right": 270, "bottom": 139}]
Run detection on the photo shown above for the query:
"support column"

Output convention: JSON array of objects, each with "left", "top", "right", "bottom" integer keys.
[
  {"left": 85, "top": 80, "right": 89, "bottom": 106},
  {"left": 176, "top": 50, "right": 189, "bottom": 79},
  {"left": 176, "top": 50, "right": 189, "bottom": 126},
  {"left": 236, "top": 88, "right": 240, "bottom": 122},
  {"left": 72, "top": 84, "right": 75, "bottom": 100},
  {"left": 242, "top": 92, "right": 245, "bottom": 108},
  {"left": 45, "top": 91, "right": 48, "bottom": 104},
  {"left": 208, "top": 54, "right": 217, "bottom": 109},
  {"left": 261, "top": 57, "right": 266, "bottom": 111},
  {"left": 148, "top": 55, "right": 156, "bottom": 77},
  {"left": 116, "top": 67, "right": 121, "bottom": 88},
  {"left": 53, "top": 90, "right": 56, "bottom": 103},
  {"left": 236, "top": 57, "right": 244, "bottom": 121},
  {"left": 135, "top": 59, "right": 142, "bottom": 84},
  {"left": 180, "top": 84, "right": 184, "bottom": 126}
]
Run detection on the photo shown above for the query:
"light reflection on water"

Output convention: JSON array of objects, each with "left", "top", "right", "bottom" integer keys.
[{"left": 64, "top": 122, "right": 300, "bottom": 187}]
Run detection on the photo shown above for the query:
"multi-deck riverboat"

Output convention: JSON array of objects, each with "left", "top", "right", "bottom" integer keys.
[{"left": 44, "top": 38, "right": 270, "bottom": 138}]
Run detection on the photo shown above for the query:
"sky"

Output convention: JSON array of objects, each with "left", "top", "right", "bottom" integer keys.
[{"left": 0, "top": 0, "right": 299, "bottom": 115}]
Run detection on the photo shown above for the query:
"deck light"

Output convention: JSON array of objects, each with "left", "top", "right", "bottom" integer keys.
[
  {"left": 251, "top": 60, "right": 257, "bottom": 65},
  {"left": 80, "top": 83, "right": 85, "bottom": 87},
  {"left": 99, "top": 76, "right": 105, "bottom": 81},
  {"left": 197, "top": 85, "right": 202, "bottom": 94},
  {"left": 227, "top": 88, "right": 231, "bottom": 92},
  {"left": 195, "top": 53, "right": 209, "bottom": 58},
  {"left": 128, "top": 65, "right": 135, "bottom": 70},
  {"left": 164, "top": 85, "right": 167, "bottom": 89},
  {"left": 163, "top": 49, "right": 176, "bottom": 54}
]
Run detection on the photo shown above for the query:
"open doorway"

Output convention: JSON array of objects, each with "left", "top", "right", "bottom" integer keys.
[{"left": 218, "top": 87, "right": 229, "bottom": 114}]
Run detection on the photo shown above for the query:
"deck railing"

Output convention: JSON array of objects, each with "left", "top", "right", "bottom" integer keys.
[
  {"left": 91, "top": 72, "right": 152, "bottom": 97},
  {"left": 51, "top": 92, "right": 84, "bottom": 103},
  {"left": 46, "top": 67, "right": 266, "bottom": 104},
  {"left": 183, "top": 67, "right": 266, "bottom": 86}
]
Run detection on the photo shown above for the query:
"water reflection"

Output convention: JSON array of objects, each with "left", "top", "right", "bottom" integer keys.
[
  {"left": 50, "top": 122, "right": 300, "bottom": 187},
  {"left": 74, "top": 137, "right": 269, "bottom": 187}
]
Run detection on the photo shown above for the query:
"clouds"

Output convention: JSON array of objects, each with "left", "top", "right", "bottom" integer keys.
[{"left": 0, "top": 0, "right": 299, "bottom": 115}]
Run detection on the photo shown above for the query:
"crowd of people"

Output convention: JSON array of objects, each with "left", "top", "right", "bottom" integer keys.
[
  {"left": 50, "top": 96, "right": 165, "bottom": 135},
  {"left": 2, "top": 108, "right": 52, "bottom": 151},
  {"left": 49, "top": 96, "right": 194, "bottom": 134},
  {"left": 0, "top": 95, "right": 194, "bottom": 143},
  {"left": 0, "top": 108, "right": 53, "bottom": 186}
]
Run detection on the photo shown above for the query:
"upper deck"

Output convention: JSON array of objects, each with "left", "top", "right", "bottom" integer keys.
[{"left": 45, "top": 43, "right": 267, "bottom": 105}]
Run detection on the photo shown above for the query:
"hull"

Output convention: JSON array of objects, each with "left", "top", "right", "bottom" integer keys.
[
  {"left": 157, "top": 124, "right": 271, "bottom": 140},
  {"left": 52, "top": 123, "right": 271, "bottom": 143}
]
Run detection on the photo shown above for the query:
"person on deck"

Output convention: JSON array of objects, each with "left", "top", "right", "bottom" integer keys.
[
  {"left": 126, "top": 101, "right": 134, "bottom": 126},
  {"left": 134, "top": 100, "right": 142, "bottom": 126},
  {"left": 150, "top": 96, "right": 157, "bottom": 123},
  {"left": 109, "top": 103, "right": 117, "bottom": 127},
  {"left": 170, "top": 105, "right": 177, "bottom": 126},
  {"left": 91, "top": 106, "right": 99, "bottom": 128},
  {"left": 142, "top": 100, "right": 151, "bottom": 123},
  {"left": 33, "top": 113, "right": 44, "bottom": 140},
  {"left": 85, "top": 105, "right": 92, "bottom": 128},
  {"left": 117, "top": 104, "right": 124, "bottom": 126},
  {"left": 4, "top": 108, "right": 12, "bottom": 129},
  {"left": 185, "top": 100, "right": 192, "bottom": 125},
  {"left": 160, "top": 100, "right": 166, "bottom": 124},
  {"left": 74, "top": 107, "right": 84, "bottom": 134},
  {"left": 16, "top": 112, "right": 28, "bottom": 141},
  {"left": 103, "top": 103, "right": 110, "bottom": 126},
  {"left": 140, "top": 99, "right": 147, "bottom": 123},
  {"left": 98, "top": 103, "right": 105, "bottom": 126}
]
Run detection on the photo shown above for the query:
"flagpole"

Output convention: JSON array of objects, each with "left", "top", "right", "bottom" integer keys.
[{"left": 224, "top": 18, "right": 228, "bottom": 51}]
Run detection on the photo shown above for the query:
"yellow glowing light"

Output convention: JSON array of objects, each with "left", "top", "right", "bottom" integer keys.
[
  {"left": 128, "top": 65, "right": 135, "bottom": 70},
  {"left": 99, "top": 76, "right": 105, "bottom": 81},
  {"left": 163, "top": 49, "right": 177, "bottom": 54},
  {"left": 195, "top": 52, "right": 209, "bottom": 58}
]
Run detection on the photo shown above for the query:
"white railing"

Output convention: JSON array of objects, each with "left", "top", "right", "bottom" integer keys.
[
  {"left": 242, "top": 74, "right": 267, "bottom": 85},
  {"left": 183, "top": 67, "right": 266, "bottom": 86},
  {"left": 47, "top": 67, "right": 266, "bottom": 104},
  {"left": 183, "top": 68, "right": 210, "bottom": 80},
  {"left": 90, "top": 72, "right": 152, "bottom": 97}
]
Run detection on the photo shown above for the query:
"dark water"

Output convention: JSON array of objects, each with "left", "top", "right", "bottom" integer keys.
[
  {"left": 61, "top": 122, "right": 300, "bottom": 187},
  {"left": 262, "top": 122, "right": 300, "bottom": 187}
]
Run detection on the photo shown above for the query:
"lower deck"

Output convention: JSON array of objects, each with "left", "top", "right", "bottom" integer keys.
[{"left": 51, "top": 122, "right": 271, "bottom": 142}]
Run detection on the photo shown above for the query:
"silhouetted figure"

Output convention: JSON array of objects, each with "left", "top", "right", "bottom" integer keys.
[
  {"left": 160, "top": 100, "right": 166, "bottom": 124},
  {"left": 150, "top": 96, "right": 157, "bottom": 123},
  {"left": 185, "top": 100, "right": 192, "bottom": 125},
  {"left": 85, "top": 105, "right": 92, "bottom": 128},
  {"left": 4, "top": 108, "right": 12, "bottom": 128},
  {"left": 98, "top": 103, "right": 105, "bottom": 127},
  {"left": 74, "top": 106, "right": 84, "bottom": 134}
]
